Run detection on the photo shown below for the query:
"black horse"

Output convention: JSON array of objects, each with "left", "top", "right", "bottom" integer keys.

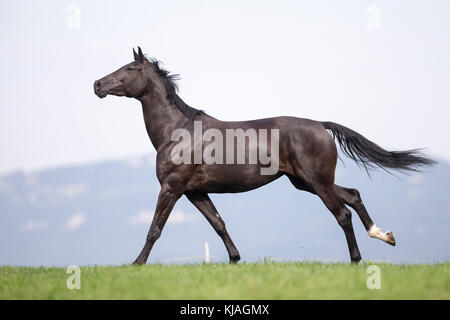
[{"left": 94, "top": 47, "right": 434, "bottom": 264}]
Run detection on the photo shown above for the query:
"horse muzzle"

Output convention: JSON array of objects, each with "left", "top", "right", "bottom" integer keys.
[{"left": 93, "top": 80, "right": 108, "bottom": 98}]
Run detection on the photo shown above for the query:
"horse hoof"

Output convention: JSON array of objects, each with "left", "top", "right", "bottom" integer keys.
[
  {"left": 351, "top": 255, "right": 362, "bottom": 264},
  {"left": 385, "top": 231, "right": 396, "bottom": 246},
  {"left": 230, "top": 255, "right": 241, "bottom": 264}
]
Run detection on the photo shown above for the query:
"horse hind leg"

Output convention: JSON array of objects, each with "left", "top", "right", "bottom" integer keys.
[
  {"left": 286, "top": 143, "right": 361, "bottom": 262},
  {"left": 315, "top": 184, "right": 362, "bottom": 263},
  {"left": 287, "top": 167, "right": 362, "bottom": 263},
  {"left": 334, "top": 185, "right": 396, "bottom": 246}
]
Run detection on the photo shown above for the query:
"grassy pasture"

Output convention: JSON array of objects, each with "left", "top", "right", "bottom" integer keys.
[{"left": 0, "top": 262, "right": 448, "bottom": 299}]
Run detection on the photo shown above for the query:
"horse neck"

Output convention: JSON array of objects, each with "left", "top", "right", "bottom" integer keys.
[{"left": 139, "top": 93, "right": 189, "bottom": 151}]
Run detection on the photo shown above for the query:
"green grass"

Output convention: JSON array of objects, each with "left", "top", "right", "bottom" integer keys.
[{"left": 0, "top": 262, "right": 449, "bottom": 299}]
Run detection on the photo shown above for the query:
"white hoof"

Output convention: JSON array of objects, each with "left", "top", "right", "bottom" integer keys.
[{"left": 368, "top": 224, "right": 396, "bottom": 246}]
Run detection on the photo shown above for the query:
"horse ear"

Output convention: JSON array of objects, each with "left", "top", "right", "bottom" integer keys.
[
  {"left": 137, "top": 46, "right": 144, "bottom": 63},
  {"left": 133, "top": 48, "right": 139, "bottom": 61}
]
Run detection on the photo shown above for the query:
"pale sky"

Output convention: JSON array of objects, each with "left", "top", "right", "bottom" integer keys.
[{"left": 1, "top": 0, "right": 449, "bottom": 174}]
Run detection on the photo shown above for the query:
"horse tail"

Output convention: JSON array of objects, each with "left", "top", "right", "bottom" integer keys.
[{"left": 322, "top": 121, "right": 435, "bottom": 173}]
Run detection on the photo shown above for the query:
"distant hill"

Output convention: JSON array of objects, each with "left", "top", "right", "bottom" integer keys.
[{"left": 0, "top": 153, "right": 449, "bottom": 266}]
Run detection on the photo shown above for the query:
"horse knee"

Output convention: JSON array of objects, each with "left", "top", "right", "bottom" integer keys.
[
  {"left": 147, "top": 227, "right": 161, "bottom": 242},
  {"left": 213, "top": 220, "right": 226, "bottom": 236},
  {"left": 160, "top": 184, "right": 180, "bottom": 203}
]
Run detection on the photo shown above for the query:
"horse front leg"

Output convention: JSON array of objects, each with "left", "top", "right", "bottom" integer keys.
[
  {"left": 132, "top": 183, "right": 182, "bottom": 265},
  {"left": 185, "top": 191, "right": 241, "bottom": 263}
]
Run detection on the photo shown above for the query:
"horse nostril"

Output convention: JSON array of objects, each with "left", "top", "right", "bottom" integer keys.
[{"left": 95, "top": 81, "right": 101, "bottom": 89}]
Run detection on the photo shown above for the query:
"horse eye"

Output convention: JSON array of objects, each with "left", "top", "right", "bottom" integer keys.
[{"left": 127, "top": 67, "right": 135, "bottom": 71}]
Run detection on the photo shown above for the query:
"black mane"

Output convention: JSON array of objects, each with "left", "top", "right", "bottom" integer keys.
[{"left": 148, "top": 58, "right": 205, "bottom": 119}]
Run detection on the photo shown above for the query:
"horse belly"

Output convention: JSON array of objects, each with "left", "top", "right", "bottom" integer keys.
[{"left": 185, "top": 164, "right": 282, "bottom": 193}]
